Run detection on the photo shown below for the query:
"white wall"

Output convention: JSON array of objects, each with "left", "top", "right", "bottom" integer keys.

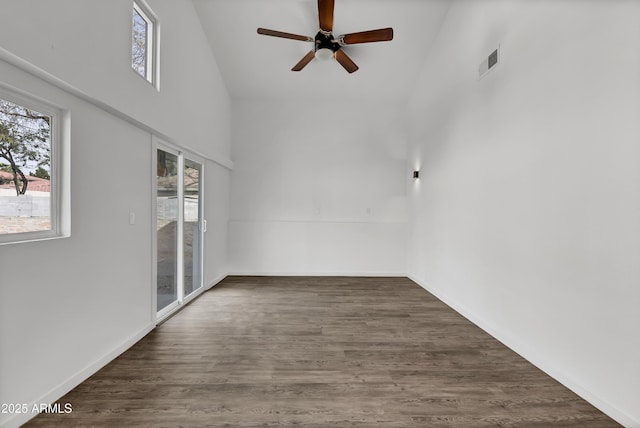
[
  {"left": 204, "top": 159, "right": 231, "bottom": 286},
  {"left": 229, "top": 99, "right": 408, "bottom": 275},
  {"left": 0, "top": 0, "right": 231, "bottom": 161},
  {"left": 0, "top": 59, "right": 154, "bottom": 428},
  {"left": 406, "top": 1, "right": 640, "bottom": 426},
  {"left": 0, "top": 2, "right": 231, "bottom": 427}
]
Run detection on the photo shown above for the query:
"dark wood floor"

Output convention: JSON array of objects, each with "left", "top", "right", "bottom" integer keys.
[{"left": 26, "top": 276, "right": 619, "bottom": 427}]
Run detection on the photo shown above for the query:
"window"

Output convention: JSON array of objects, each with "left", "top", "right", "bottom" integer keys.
[
  {"left": 132, "top": 0, "right": 158, "bottom": 86},
  {"left": 0, "top": 86, "right": 65, "bottom": 244}
]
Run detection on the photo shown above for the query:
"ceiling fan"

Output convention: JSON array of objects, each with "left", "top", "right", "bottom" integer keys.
[{"left": 257, "top": 0, "right": 393, "bottom": 74}]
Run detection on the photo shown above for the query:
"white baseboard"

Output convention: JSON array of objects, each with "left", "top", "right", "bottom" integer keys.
[
  {"left": 206, "top": 272, "right": 229, "bottom": 290},
  {"left": 408, "top": 275, "right": 639, "bottom": 428},
  {"left": 2, "top": 323, "right": 154, "bottom": 428},
  {"left": 225, "top": 271, "right": 406, "bottom": 277}
]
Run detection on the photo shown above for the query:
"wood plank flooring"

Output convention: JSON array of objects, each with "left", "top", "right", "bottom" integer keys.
[{"left": 26, "top": 276, "right": 619, "bottom": 427}]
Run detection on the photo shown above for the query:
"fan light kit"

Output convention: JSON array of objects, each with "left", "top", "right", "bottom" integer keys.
[
  {"left": 315, "top": 48, "right": 334, "bottom": 61},
  {"left": 257, "top": 0, "right": 394, "bottom": 73}
]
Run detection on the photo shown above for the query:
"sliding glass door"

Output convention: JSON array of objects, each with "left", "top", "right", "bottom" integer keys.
[
  {"left": 183, "top": 157, "right": 202, "bottom": 298},
  {"left": 156, "top": 146, "right": 204, "bottom": 319},
  {"left": 156, "top": 149, "right": 179, "bottom": 312}
]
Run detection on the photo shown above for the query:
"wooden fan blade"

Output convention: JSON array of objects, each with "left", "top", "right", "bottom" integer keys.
[
  {"left": 257, "top": 28, "right": 313, "bottom": 42},
  {"left": 339, "top": 28, "right": 394, "bottom": 45},
  {"left": 318, "top": 0, "right": 334, "bottom": 32},
  {"left": 292, "top": 51, "right": 316, "bottom": 71},
  {"left": 334, "top": 49, "right": 358, "bottom": 74}
]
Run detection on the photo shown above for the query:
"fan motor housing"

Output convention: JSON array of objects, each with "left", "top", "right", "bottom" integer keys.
[{"left": 315, "top": 31, "right": 340, "bottom": 54}]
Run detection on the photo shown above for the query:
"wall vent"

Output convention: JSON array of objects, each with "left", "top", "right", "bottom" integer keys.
[{"left": 479, "top": 46, "right": 499, "bottom": 78}]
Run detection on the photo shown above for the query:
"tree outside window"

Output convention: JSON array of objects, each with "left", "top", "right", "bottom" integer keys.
[
  {"left": 132, "top": 6, "right": 148, "bottom": 78},
  {"left": 0, "top": 99, "right": 51, "bottom": 196},
  {"left": 0, "top": 97, "right": 53, "bottom": 236}
]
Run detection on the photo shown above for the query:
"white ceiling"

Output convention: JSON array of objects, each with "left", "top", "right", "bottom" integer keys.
[{"left": 192, "top": 0, "right": 451, "bottom": 101}]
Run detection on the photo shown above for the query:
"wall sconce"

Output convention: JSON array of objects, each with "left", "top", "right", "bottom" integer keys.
[{"left": 413, "top": 170, "right": 420, "bottom": 180}]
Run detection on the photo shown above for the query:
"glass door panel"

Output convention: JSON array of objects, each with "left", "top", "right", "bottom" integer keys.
[
  {"left": 183, "top": 158, "right": 202, "bottom": 297},
  {"left": 156, "top": 149, "right": 179, "bottom": 311}
]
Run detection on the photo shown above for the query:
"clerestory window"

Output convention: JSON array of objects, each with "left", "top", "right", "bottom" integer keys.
[{"left": 132, "top": 1, "right": 158, "bottom": 87}]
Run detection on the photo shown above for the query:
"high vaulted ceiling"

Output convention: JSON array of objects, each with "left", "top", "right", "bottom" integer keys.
[{"left": 193, "top": 0, "right": 451, "bottom": 101}]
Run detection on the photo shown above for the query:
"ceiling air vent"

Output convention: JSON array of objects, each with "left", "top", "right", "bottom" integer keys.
[{"left": 479, "top": 46, "right": 499, "bottom": 78}]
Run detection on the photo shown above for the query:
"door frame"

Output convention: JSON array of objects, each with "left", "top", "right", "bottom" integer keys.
[{"left": 152, "top": 137, "right": 206, "bottom": 323}]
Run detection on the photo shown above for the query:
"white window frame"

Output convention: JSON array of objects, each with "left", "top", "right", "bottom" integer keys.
[
  {"left": 0, "top": 83, "right": 70, "bottom": 245},
  {"left": 132, "top": 0, "right": 160, "bottom": 90}
]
